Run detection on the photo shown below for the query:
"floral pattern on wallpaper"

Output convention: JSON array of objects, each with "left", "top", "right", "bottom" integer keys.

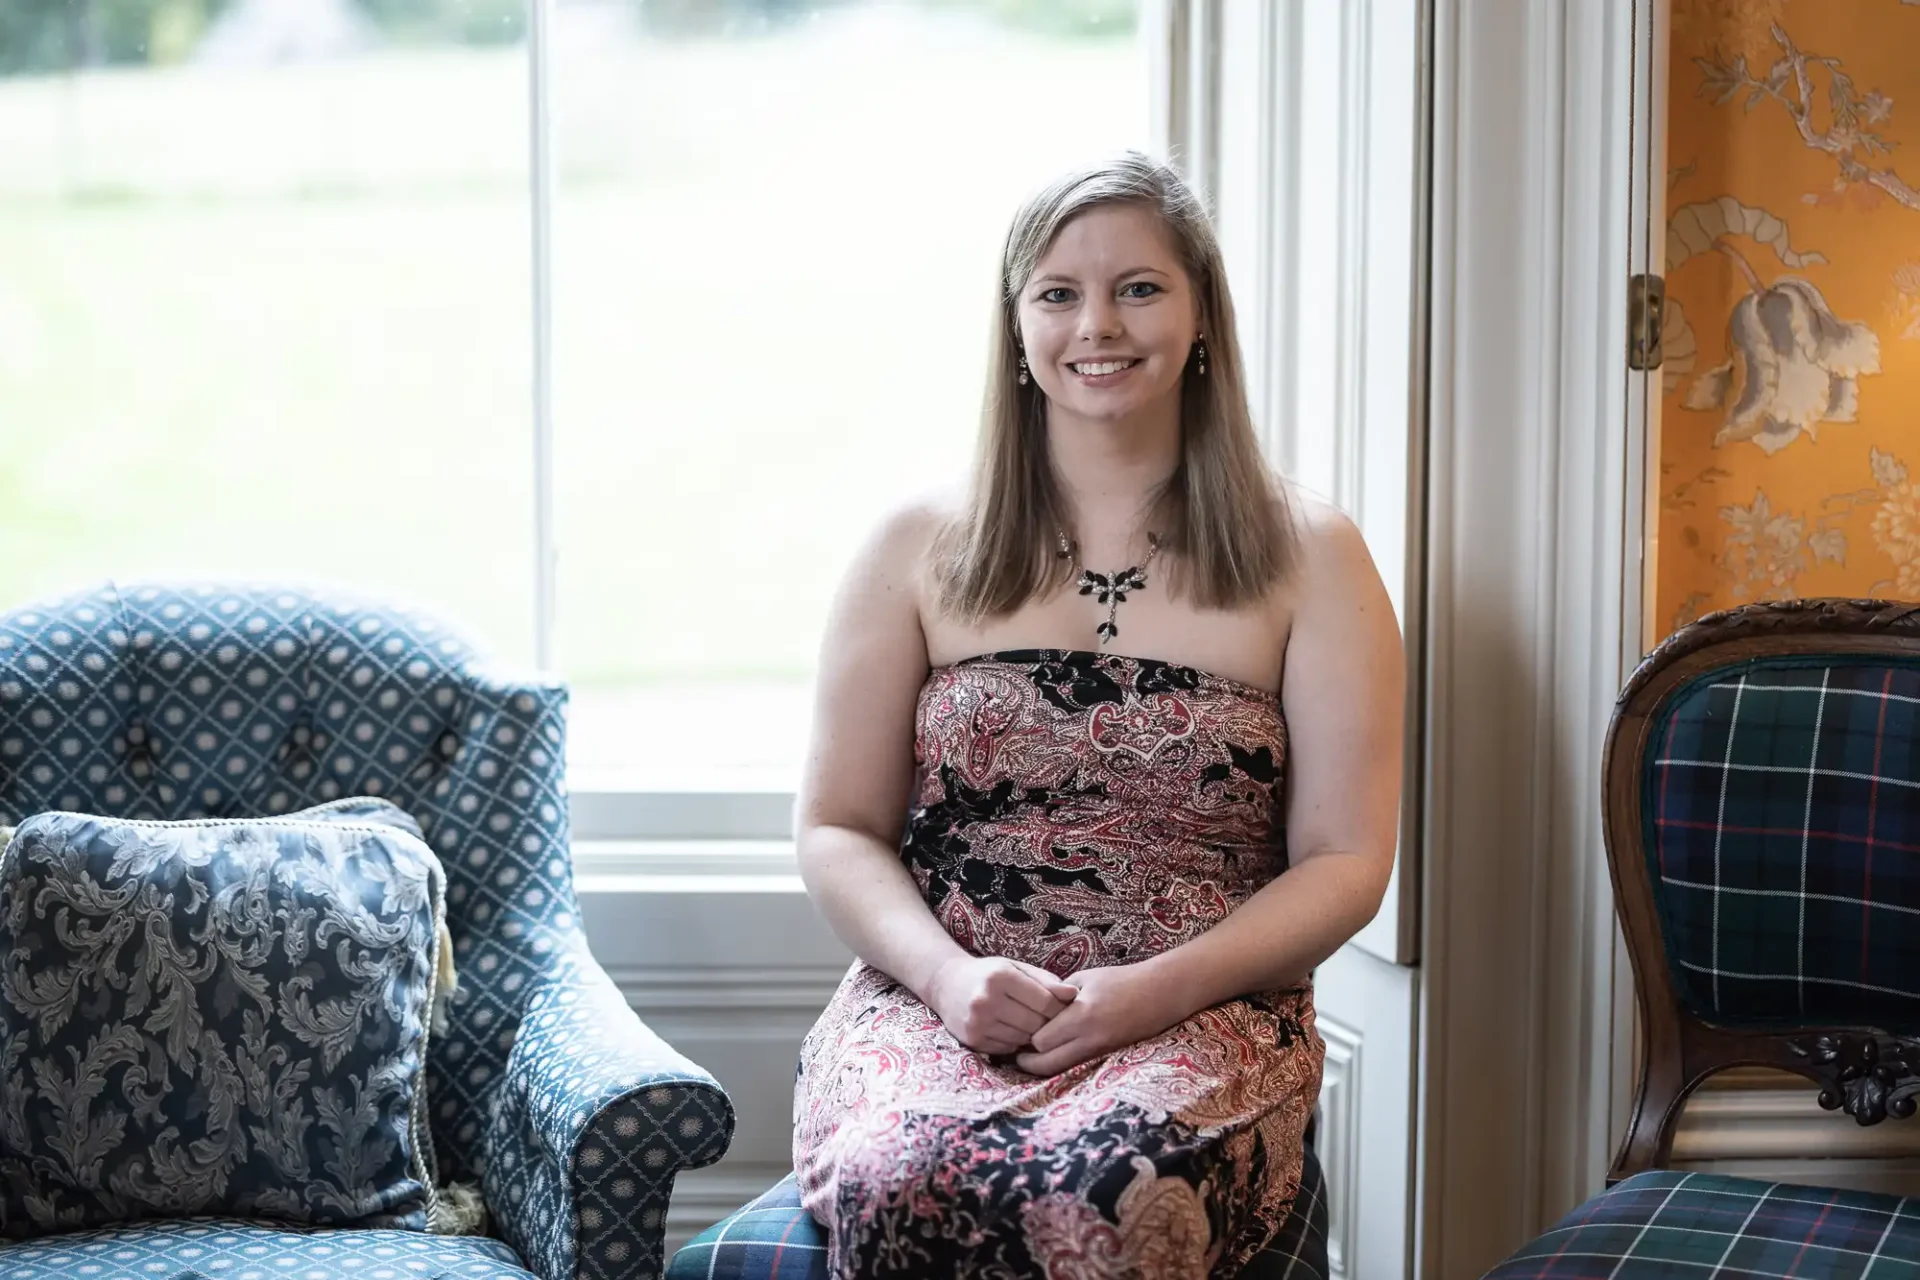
[{"left": 1657, "top": 2, "right": 1920, "bottom": 636}]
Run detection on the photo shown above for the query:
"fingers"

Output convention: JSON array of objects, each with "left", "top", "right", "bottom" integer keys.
[
  {"left": 1012, "top": 960, "right": 1081, "bottom": 1003},
  {"left": 966, "top": 975, "right": 1053, "bottom": 1037},
  {"left": 1026, "top": 1012, "right": 1067, "bottom": 1055},
  {"left": 960, "top": 984, "right": 1050, "bottom": 1045},
  {"left": 969, "top": 1018, "right": 1036, "bottom": 1056},
  {"left": 941, "top": 958, "right": 1089, "bottom": 1054},
  {"left": 1015, "top": 1041, "right": 1087, "bottom": 1077},
  {"left": 987, "top": 998, "right": 1049, "bottom": 1039},
  {"left": 1000, "top": 966, "right": 1078, "bottom": 1018},
  {"left": 997, "top": 972, "right": 1057, "bottom": 1018}
]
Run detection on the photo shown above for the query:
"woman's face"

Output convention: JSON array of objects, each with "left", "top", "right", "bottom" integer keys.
[{"left": 1015, "top": 203, "right": 1201, "bottom": 430}]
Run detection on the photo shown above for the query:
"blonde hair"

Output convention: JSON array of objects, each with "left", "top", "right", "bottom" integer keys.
[{"left": 933, "top": 151, "right": 1298, "bottom": 621}]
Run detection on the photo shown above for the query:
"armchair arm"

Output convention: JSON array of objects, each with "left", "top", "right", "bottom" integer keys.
[{"left": 483, "top": 944, "right": 735, "bottom": 1280}]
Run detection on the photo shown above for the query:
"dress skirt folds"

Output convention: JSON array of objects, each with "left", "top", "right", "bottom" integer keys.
[{"left": 793, "top": 650, "right": 1324, "bottom": 1280}]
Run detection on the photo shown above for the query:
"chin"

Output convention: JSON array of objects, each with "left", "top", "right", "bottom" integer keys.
[
  {"left": 1059, "top": 386, "right": 1180, "bottom": 425},
  {"left": 1074, "top": 399, "right": 1152, "bottom": 424}
]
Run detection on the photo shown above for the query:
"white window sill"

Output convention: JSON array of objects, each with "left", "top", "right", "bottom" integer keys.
[
  {"left": 570, "top": 789, "right": 795, "bottom": 842},
  {"left": 572, "top": 838, "right": 804, "bottom": 896}
]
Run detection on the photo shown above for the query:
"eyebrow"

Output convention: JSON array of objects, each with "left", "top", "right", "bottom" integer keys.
[{"left": 1029, "top": 266, "right": 1172, "bottom": 288}]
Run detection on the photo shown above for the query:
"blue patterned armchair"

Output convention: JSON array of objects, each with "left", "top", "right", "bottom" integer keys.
[{"left": 0, "top": 582, "right": 735, "bottom": 1280}]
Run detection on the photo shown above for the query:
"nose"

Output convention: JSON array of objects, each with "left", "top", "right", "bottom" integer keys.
[{"left": 1076, "top": 294, "right": 1122, "bottom": 343}]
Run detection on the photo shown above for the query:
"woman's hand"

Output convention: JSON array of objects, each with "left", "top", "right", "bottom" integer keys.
[
  {"left": 925, "top": 955, "right": 1080, "bottom": 1056},
  {"left": 1013, "top": 965, "right": 1188, "bottom": 1077}
]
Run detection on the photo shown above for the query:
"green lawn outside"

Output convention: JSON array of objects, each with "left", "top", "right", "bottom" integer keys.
[{"left": 1, "top": 10, "right": 1141, "bottom": 691}]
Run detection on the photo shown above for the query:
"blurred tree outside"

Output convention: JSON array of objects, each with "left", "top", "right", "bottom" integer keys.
[
  {"left": 922, "top": 0, "right": 1132, "bottom": 37},
  {"left": 0, "top": 0, "right": 1135, "bottom": 74},
  {"left": 0, "top": 0, "right": 233, "bottom": 73},
  {"left": 0, "top": 0, "right": 517, "bottom": 72}
]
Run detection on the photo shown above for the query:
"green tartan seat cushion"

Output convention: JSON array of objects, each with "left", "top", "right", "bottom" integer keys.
[
  {"left": 667, "top": 1146, "right": 1330, "bottom": 1280},
  {"left": 1482, "top": 1170, "right": 1920, "bottom": 1279}
]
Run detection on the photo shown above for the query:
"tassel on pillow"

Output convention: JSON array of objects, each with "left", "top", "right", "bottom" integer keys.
[
  {"left": 430, "top": 1180, "right": 489, "bottom": 1236},
  {"left": 422, "top": 918, "right": 482, "bottom": 1234},
  {"left": 432, "top": 921, "right": 458, "bottom": 1035}
]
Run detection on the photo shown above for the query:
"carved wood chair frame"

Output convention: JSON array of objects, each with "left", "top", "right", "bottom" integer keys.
[{"left": 1606, "top": 599, "right": 1920, "bottom": 1185}]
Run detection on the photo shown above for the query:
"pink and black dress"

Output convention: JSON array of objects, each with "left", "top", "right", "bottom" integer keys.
[{"left": 793, "top": 649, "right": 1323, "bottom": 1279}]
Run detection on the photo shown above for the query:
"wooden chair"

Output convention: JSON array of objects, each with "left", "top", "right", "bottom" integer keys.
[{"left": 1483, "top": 599, "right": 1920, "bottom": 1279}]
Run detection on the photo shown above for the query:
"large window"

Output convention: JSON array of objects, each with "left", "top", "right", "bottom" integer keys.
[
  {"left": 0, "top": 0, "right": 538, "bottom": 664},
  {"left": 551, "top": 1, "right": 1147, "bottom": 793},
  {"left": 0, "top": 0, "right": 1148, "bottom": 825}
]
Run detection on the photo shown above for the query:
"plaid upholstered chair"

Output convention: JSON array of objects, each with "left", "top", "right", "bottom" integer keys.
[
  {"left": 1483, "top": 599, "right": 1920, "bottom": 1279},
  {"left": 0, "top": 582, "right": 734, "bottom": 1280}
]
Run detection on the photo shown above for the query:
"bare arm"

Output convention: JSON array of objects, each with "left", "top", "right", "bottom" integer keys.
[
  {"left": 794, "top": 503, "right": 960, "bottom": 997},
  {"left": 796, "top": 503, "right": 1074, "bottom": 1051}
]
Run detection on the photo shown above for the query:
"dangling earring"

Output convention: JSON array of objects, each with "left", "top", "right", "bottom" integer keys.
[
  {"left": 1018, "top": 352, "right": 1030, "bottom": 386},
  {"left": 1195, "top": 337, "right": 1208, "bottom": 377}
]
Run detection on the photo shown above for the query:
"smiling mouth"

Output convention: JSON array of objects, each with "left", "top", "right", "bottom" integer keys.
[{"left": 1069, "top": 359, "right": 1141, "bottom": 376}]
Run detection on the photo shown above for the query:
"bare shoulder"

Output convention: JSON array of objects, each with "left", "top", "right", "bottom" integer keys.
[
  {"left": 1279, "top": 478, "right": 1369, "bottom": 564},
  {"left": 1272, "top": 476, "right": 1402, "bottom": 665},
  {"left": 1266, "top": 477, "right": 1382, "bottom": 622},
  {"left": 842, "top": 484, "right": 957, "bottom": 574},
  {"left": 803, "top": 490, "right": 964, "bottom": 840}
]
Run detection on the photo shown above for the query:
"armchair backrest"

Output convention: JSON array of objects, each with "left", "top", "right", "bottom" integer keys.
[
  {"left": 1607, "top": 599, "right": 1920, "bottom": 1182},
  {"left": 0, "top": 581, "right": 580, "bottom": 1184}
]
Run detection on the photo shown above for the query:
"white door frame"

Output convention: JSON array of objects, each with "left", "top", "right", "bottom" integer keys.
[{"left": 1417, "top": 1, "right": 1645, "bottom": 1276}]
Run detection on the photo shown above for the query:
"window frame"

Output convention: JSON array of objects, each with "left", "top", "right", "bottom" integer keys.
[{"left": 541, "top": 0, "right": 1210, "bottom": 863}]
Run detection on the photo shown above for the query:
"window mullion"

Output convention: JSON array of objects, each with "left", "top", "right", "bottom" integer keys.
[{"left": 528, "top": 0, "right": 559, "bottom": 672}]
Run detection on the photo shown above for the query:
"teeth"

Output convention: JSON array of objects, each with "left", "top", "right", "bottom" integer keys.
[{"left": 1073, "top": 360, "right": 1138, "bottom": 376}]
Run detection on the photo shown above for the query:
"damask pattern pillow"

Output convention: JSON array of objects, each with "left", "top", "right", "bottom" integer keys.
[{"left": 0, "top": 798, "right": 460, "bottom": 1239}]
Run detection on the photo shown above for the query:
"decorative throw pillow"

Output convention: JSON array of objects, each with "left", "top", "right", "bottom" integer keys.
[{"left": 0, "top": 798, "right": 466, "bottom": 1238}]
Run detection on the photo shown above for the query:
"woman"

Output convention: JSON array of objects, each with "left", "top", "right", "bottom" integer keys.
[{"left": 791, "top": 152, "right": 1403, "bottom": 1279}]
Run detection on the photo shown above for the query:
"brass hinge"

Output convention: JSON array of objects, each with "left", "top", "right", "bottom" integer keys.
[{"left": 1628, "top": 273, "right": 1665, "bottom": 371}]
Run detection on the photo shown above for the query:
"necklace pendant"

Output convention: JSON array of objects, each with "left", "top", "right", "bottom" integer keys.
[{"left": 1058, "top": 528, "right": 1159, "bottom": 647}]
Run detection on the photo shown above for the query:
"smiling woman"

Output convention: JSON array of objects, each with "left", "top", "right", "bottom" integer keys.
[
  {"left": 930, "top": 157, "right": 1294, "bottom": 638},
  {"left": 785, "top": 153, "right": 1404, "bottom": 1279},
  {"left": 1022, "top": 209, "right": 1198, "bottom": 415}
]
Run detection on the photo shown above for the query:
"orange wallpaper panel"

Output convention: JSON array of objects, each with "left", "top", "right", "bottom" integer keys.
[{"left": 1656, "top": 0, "right": 1920, "bottom": 640}]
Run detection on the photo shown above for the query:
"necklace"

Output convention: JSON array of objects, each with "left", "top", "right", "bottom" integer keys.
[{"left": 1056, "top": 529, "right": 1162, "bottom": 646}]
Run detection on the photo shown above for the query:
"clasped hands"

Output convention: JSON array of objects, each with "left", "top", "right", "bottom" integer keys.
[{"left": 924, "top": 954, "right": 1185, "bottom": 1077}]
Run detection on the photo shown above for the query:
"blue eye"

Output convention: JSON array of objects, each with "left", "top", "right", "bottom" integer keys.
[
  {"left": 1121, "top": 281, "right": 1161, "bottom": 299},
  {"left": 1039, "top": 287, "right": 1074, "bottom": 304}
]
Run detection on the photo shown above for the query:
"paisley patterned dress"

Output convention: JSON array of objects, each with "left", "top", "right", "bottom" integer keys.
[{"left": 792, "top": 649, "right": 1323, "bottom": 1279}]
